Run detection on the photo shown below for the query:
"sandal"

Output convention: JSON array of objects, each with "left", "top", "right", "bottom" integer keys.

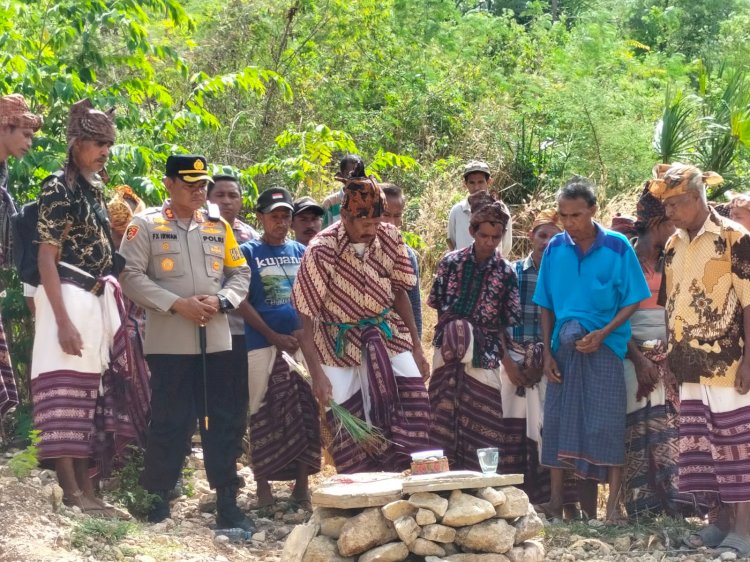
[
  {"left": 713, "top": 532, "right": 750, "bottom": 557},
  {"left": 682, "top": 524, "right": 729, "bottom": 549}
]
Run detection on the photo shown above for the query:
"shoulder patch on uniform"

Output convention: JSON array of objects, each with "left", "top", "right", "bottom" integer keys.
[
  {"left": 230, "top": 247, "right": 242, "bottom": 262},
  {"left": 126, "top": 225, "right": 139, "bottom": 241}
]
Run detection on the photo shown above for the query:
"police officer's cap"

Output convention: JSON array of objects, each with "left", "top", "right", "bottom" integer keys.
[
  {"left": 256, "top": 187, "right": 294, "bottom": 214},
  {"left": 166, "top": 154, "right": 213, "bottom": 183}
]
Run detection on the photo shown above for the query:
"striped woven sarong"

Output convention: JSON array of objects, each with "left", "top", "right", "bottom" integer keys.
[
  {"left": 31, "top": 274, "right": 134, "bottom": 473},
  {"left": 429, "top": 319, "right": 503, "bottom": 471},
  {"left": 678, "top": 383, "right": 750, "bottom": 503},
  {"left": 542, "top": 320, "right": 626, "bottom": 481},
  {"left": 623, "top": 308, "right": 703, "bottom": 517},
  {"left": 325, "top": 326, "right": 430, "bottom": 473},
  {"left": 249, "top": 352, "right": 321, "bottom": 481},
  {"left": 0, "top": 315, "right": 18, "bottom": 418}
]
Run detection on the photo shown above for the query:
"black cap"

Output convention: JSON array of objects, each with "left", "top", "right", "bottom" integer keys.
[
  {"left": 165, "top": 155, "right": 212, "bottom": 183},
  {"left": 256, "top": 187, "right": 294, "bottom": 213},
  {"left": 293, "top": 196, "right": 324, "bottom": 217}
]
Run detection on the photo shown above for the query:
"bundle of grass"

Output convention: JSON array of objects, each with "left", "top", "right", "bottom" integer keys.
[{"left": 328, "top": 400, "right": 391, "bottom": 456}]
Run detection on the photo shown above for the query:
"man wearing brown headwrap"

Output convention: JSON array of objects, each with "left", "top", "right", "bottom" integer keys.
[
  {"left": 650, "top": 164, "right": 750, "bottom": 555},
  {"left": 31, "top": 99, "right": 127, "bottom": 517},
  {"left": 292, "top": 177, "right": 431, "bottom": 473},
  {"left": 0, "top": 94, "right": 43, "bottom": 421},
  {"left": 428, "top": 190, "right": 522, "bottom": 470}
]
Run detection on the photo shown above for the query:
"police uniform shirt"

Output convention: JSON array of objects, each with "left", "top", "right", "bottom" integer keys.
[{"left": 118, "top": 201, "right": 251, "bottom": 355}]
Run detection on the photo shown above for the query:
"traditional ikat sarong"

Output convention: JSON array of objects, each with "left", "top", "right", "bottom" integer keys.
[
  {"left": 678, "top": 383, "right": 750, "bottom": 503},
  {"left": 325, "top": 327, "right": 430, "bottom": 473},
  {"left": 249, "top": 352, "right": 321, "bottom": 481},
  {"left": 429, "top": 319, "right": 504, "bottom": 471}
]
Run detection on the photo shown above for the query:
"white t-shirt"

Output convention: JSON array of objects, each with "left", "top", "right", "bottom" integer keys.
[{"left": 447, "top": 198, "right": 513, "bottom": 256}]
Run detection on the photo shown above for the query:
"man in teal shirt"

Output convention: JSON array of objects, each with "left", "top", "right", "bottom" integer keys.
[{"left": 533, "top": 176, "right": 649, "bottom": 524}]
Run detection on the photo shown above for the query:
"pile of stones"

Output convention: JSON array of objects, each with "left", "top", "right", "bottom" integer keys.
[{"left": 283, "top": 472, "right": 545, "bottom": 562}]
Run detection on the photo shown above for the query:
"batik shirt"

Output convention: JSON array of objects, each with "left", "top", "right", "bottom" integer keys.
[
  {"left": 429, "top": 246, "right": 521, "bottom": 369},
  {"left": 232, "top": 218, "right": 259, "bottom": 243},
  {"left": 37, "top": 173, "right": 112, "bottom": 277},
  {"left": 511, "top": 254, "right": 542, "bottom": 344},
  {"left": 661, "top": 209, "right": 750, "bottom": 387},
  {"left": 292, "top": 221, "right": 416, "bottom": 367}
]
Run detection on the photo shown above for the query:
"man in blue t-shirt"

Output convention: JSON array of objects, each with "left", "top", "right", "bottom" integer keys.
[
  {"left": 238, "top": 187, "right": 320, "bottom": 510},
  {"left": 532, "top": 177, "right": 649, "bottom": 525}
]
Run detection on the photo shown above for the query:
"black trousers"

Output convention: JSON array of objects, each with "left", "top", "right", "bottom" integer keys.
[{"left": 140, "top": 343, "right": 248, "bottom": 491}]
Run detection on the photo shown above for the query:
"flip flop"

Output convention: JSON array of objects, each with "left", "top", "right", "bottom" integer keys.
[
  {"left": 682, "top": 524, "right": 728, "bottom": 549},
  {"left": 713, "top": 532, "right": 750, "bottom": 557}
]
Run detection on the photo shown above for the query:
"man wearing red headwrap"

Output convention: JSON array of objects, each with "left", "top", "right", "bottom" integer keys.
[
  {"left": 428, "top": 190, "right": 522, "bottom": 470},
  {"left": 0, "top": 94, "right": 43, "bottom": 421},
  {"left": 31, "top": 99, "right": 128, "bottom": 517},
  {"left": 292, "top": 177, "right": 431, "bottom": 473}
]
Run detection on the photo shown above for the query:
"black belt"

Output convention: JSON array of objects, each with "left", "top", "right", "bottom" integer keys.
[{"left": 57, "top": 266, "right": 105, "bottom": 296}]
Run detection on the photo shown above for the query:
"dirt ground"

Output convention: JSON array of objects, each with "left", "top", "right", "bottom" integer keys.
[{"left": 0, "top": 448, "right": 747, "bottom": 562}]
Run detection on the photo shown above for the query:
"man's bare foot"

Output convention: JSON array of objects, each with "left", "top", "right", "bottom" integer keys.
[
  {"left": 256, "top": 480, "right": 274, "bottom": 508},
  {"left": 292, "top": 482, "right": 311, "bottom": 510}
]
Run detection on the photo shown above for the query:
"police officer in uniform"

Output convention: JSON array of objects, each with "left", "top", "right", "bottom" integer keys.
[{"left": 119, "top": 155, "right": 253, "bottom": 530}]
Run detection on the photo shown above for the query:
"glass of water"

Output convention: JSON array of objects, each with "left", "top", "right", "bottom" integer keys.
[{"left": 477, "top": 447, "right": 499, "bottom": 474}]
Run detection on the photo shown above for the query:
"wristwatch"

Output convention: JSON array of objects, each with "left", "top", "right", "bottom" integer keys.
[{"left": 217, "top": 294, "right": 234, "bottom": 313}]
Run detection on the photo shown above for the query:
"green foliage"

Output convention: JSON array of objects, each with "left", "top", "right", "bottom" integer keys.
[
  {"left": 181, "top": 464, "right": 196, "bottom": 498},
  {"left": 653, "top": 88, "right": 700, "bottom": 164},
  {"left": 111, "top": 447, "right": 160, "bottom": 520},
  {"left": 7, "top": 429, "right": 40, "bottom": 478},
  {"left": 71, "top": 518, "right": 134, "bottom": 549}
]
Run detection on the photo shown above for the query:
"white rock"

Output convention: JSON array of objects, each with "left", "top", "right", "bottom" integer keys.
[
  {"left": 337, "top": 507, "right": 398, "bottom": 557},
  {"left": 394, "top": 515, "right": 420, "bottom": 545},
  {"left": 381, "top": 499, "right": 417, "bottom": 521},
  {"left": 569, "top": 538, "right": 612, "bottom": 554},
  {"left": 408, "top": 492, "right": 449, "bottom": 518},
  {"left": 359, "top": 541, "right": 410, "bottom": 562},
  {"left": 253, "top": 530, "right": 266, "bottom": 542},
  {"left": 42, "top": 484, "right": 64, "bottom": 511},
  {"left": 320, "top": 515, "right": 349, "bottom": 539},
  {"left": 198, "top": 492, "right": 216, "bottom": 513},
  {"left": 445, "top": 554, "right": 508, "bottom": 562},
  {"left": 281, "top": 520, "right": 320, "bottom": 562},
  {"left": 720, "top": 553, "right": 738, "bottom": 561},
  {"left": 613, "top": 535, "right": 631, "bottom": 552},
  {"left": 416, "top": 508, "right": 437, "bottom": 525},
  {"left": 506, "top": 540, "right": 545, "bottom": 562},
  {"left": 421, "top": 523, "right": 456, "bottom": 543},
  {"left": 303, "top": 535, "right": 354, "bottom": 562},
  {"left": 455, "top": 518, "right": 516, "bottom": 553},
  {"left": 134, "top": 556, "right": 156, "bottom": 562},
  {"left": 477, "top": 487, "right": 507, "bottom": 506},
  {"left": 410, "top": 537, "right": 446, "bottom": 557},
  {"left": 513, "top": 505, "right": 543, "bottom": 543},
  {"left": 494, "top": 487, "right": 529, "bottom": 519},
  {"left": 442, "top": 489, "right": 495, "bottom": 527}
]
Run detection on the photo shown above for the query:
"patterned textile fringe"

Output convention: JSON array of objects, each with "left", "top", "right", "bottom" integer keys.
[
  {"left": 0, "top": 315, "right": 18, "bottom": 418},
  {"left": 249, "top": 353, "right": 321, "bottom": 481}
]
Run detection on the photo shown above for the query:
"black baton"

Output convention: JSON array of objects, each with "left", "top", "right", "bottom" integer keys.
[{"left": 199, "top": 324, "right": 209, "bottom": 431}]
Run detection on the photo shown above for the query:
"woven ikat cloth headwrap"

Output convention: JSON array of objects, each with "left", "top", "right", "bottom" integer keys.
[
  {"left": 0, "top": 94, "right": 43, "bottom": 131},
  {"left": 340, "top": 176, "right": 386, "bottom": 218},
  {"left": 107, "top": 185, "right": 146, "bottom": 234},
  {"left": 468, "top": 190, "right": 510, "bottom": 229},
  {"left": 647, "top": 162, "right": 723, "bottom": 201},
  {"left": 66, "top": 99, "right": 116, "bottom": 145},
  {"left": 531, "top": 208, "right": 562, "bottom": 232}
]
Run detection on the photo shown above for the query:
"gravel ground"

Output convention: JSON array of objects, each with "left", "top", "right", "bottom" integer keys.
[{"left": 0, "top": 449, "right": 748, "bottom": 562}]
